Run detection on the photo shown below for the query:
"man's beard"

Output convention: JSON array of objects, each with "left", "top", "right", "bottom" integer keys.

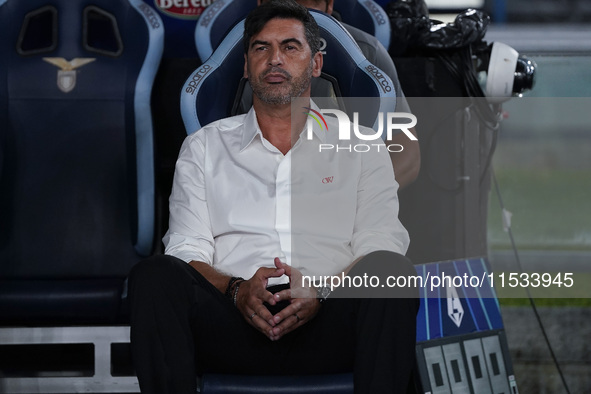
[{"left": 248, "top": 62, "right": 313, "bottom": 105}]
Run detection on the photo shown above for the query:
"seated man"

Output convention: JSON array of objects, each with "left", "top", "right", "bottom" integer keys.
[
  {"left": 129, "top": 1, "right": 418, "bottom": 393},
  {"left": 259, "top": 0, "right": 421, "bottom": 189}
]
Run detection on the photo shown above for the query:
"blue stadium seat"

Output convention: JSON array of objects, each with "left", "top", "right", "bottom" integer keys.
[
  {"left": 195, "top": 0, "right": 257, "bottom": 62},
  {"left": 194, "top": 0, "right": 391, "bottom": 62},
  {"left": 142, "top": 0, "right": 216, "bottom": 58},
  {"left": 201, "top": 373, "right": 354, "bottom": 393},
  {"left": 180, "top": 9, "right": 395, "bottom": 393},
  {"left": 0, "top": 0, "right": 163, "bottom": 324},
  {"left": 332, "top": 0, "right": 391, "bottom": 49},
  {"left": 182, "top": 10, "right": 395, "bottom": 134}
]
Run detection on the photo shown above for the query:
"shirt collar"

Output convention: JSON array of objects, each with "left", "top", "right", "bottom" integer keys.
[
  {"left": 302, "top": 100, "right": 327, "bottom": 144},
  {"left": 240, "top": 107, "right": 263, "bottom": 152},
  {"left": 239, "top": 100, "right": 326, "bottom": 152}
]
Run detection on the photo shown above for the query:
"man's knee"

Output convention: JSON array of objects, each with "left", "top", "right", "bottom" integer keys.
[
  {"left": 353, "top": 250, "right": 415, "bottom": 278},
  {"left": 129, "top": 254, "right": 186, "bottom": 293},
  {"left": 344, "top": 250, "right": 419, "bottom": 299}
]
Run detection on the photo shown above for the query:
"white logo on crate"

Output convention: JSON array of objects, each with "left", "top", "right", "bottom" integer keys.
[{"left": 447, "top": 284, "right": 464, "bottom": 327}]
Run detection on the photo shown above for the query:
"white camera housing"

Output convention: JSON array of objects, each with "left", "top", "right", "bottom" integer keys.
[{"left": 485, "top": 42, "right": 520, "bottom": 103}]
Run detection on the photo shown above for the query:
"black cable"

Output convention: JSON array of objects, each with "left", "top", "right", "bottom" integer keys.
[
  {"left": 479, "top": 124, "right": 498, "bottom": 185},
  {"left": 423, "top": 108, "right": 466, "bottom": 193},
  {"left": 431, "top": 48, "right": 502, "bottom": 189},
  {"left": 492, "top": 170, "right": 572, "bottom": 394}
]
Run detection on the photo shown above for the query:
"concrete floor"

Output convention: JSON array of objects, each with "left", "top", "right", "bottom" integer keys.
[{"left": 501, "top": 306, "right": 591, "bottom": 394}]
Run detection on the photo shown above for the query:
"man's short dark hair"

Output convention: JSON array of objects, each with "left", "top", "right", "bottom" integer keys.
[{"left": 243, "top": 0, "right": 321, "bottom": 55}]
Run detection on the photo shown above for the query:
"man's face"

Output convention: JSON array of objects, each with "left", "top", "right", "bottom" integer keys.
[{"left": 244, "top": 18, "right": 322, "bottom": 105}]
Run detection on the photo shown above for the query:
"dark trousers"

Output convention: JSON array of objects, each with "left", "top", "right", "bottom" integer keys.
[{"left": 129, "top": 251, "right": 419, "bottom": 394}]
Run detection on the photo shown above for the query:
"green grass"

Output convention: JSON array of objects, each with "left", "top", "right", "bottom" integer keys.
[
  {"left": 488, "top": 168, "right": 591, "bottom": 251},
  {"left": 487, "top": 167, "right": 591, "bottom": 307},
  {"left": 499, "top": 298, "right": 591, "bottom": 307}
]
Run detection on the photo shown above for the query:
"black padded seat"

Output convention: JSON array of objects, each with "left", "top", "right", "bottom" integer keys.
[{"left": 0, "top": 0, "right": 163, "bottom": 323}]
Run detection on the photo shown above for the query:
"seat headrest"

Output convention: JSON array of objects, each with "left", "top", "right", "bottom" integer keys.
[
  {"left": 195, "top": 0, "right": 257, "bottom": 62},
  {"left": 332, "top": 0, "right": 391, "bottom": 49},
  {"left": 181, "top": 10, "right": 395, "bottom": 135},
  {"left": 194, "top": 0, "right": 391, "bottom": 62},
  {"left": 143, "top": 0, "right": 218, "bottom": 58}
]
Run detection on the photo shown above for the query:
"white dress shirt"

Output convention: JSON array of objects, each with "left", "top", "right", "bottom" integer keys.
[{"left": 163, "top": 105, "right": 409, "bottom": 285}]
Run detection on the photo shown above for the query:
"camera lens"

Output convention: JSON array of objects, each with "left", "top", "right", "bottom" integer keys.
[{"left": 513, "top": 56, "right": 536, "bottom": 93}]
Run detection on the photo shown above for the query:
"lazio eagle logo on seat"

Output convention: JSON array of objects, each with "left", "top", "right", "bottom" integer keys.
[{"left": 42, "top": 58, "right": 96, "bottom": 93}]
